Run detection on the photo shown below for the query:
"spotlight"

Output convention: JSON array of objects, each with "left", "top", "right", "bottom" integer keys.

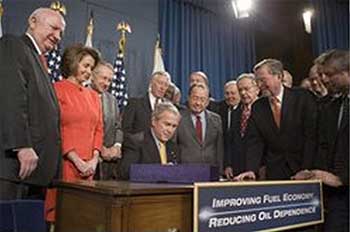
[
  {"left": 302, "top": 9, "right": 314, "bottom": 34},
  {"left": 232, "top": 0, "right": 253, "bottom": 19}
]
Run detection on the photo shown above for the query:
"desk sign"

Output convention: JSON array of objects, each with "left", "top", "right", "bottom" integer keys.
[{"left": 194, "top": 180, "right": 323, "bottom": 232}]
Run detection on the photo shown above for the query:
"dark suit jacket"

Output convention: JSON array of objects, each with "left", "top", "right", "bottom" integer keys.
[
  {"left": 0, "top": 35, "right": 61, "bottom": 186},
  {"left": 245, "top": 87, "right": 317, "bottom": 180},
  {"left": 120, "top": 129, "right": 179, "bottom": 179},
  {"left": 317, "top": 96, "right": 349, "bottom": 186},
  {"left": 210, "top": 100, "right": 232, "bottom": 133},
  {"left": 176, "top": 109, "right": 224, "bottom": 172},
  {"left": 224, "top": 104, "right": 247, "bottom": 175},
  {"left": 122, "top": 95, "right": 152, "bottom": 134}
]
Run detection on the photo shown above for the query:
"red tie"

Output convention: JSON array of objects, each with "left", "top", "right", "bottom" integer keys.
[
  {"left": 195, "top": 115, "right": 203, "bottom": 144},
  {"left": 39, "top": 54, "right": 48, "bottom": 74},
  {"left": 270, "top": 97, "right": 281, "bottom": 128},
  {"left": 240, "top": 105, "right": 251, "bottom": 137}
]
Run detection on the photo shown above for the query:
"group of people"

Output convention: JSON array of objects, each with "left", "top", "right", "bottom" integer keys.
[
  {"left": 0, "top": 7, "right": 123, "bottom": 223},
  {"left": 0, "top": 7, "right": 348, "bottom": 232}
]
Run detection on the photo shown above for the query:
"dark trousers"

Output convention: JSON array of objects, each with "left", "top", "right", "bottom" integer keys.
[
  {"left": 0, "top": 179, "right": 45, "bottom": 200},
  {"left": 323, "top": 187, "right": 349, "bottom": 232}
]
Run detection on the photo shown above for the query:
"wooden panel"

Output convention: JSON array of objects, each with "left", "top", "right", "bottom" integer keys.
[
  {"left": 56, "top": 181, "right": 193, "bottom": 232},
  {"left": 56, "top": 188, "right": 123, "bottom": 232},
  {"left": 125, "top": 194, "right": 192, "bottom": 232}
]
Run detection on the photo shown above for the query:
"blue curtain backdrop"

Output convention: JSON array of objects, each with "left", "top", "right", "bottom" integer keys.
[
  {"left": 159, "top": 0, "right": 256, "bottom": 101},
  {"left": 311, "top": 0, "right": 349, "bottom": 55}
]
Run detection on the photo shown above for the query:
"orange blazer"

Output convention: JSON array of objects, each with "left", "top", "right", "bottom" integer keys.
[{"left": 54, "top": 80, "right": 103, "bottom": 161}]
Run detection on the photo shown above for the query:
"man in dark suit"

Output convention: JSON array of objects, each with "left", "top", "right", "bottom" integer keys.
[
  {"left": 212, "top": 80, "right": 240, "bottom": 135},
  {"left": 120, "top": 102, "right": 181, "bottom": 179},
  {"left": 91, "top": 61, "right": 123, "bottom": 180},
  {"left": 0, "top": 8, "right": 65, "bottom": 199},
  {"left": 176, "top": 84, "right": 224, "bottom": 172},
  {"left": 235, "top": 59, "right": 317, "bottom": 181},
  {"left": 224, "top": 74, "right": 259, "bottom": 179},
  {"left": 122, "top": 71, "right": 171, "bottom": 134},
  {"left": 295, "top": 50, "right": 349, "bottom": 232}
]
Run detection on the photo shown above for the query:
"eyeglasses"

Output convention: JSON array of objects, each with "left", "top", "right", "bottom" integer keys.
[{"left": 238, "top": 85, "right": 257, "bottom": 94}]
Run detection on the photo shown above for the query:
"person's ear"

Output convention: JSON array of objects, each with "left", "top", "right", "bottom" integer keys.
[{"left": 28, "top": 16, "right": 37, "bottom": 29}]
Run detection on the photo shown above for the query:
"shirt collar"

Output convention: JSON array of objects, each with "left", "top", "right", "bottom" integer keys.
[
  {"left": 274, "top": 84, "right": 284, "bottom": 103},
  {"left": 151, "top": 128, "right": 163, "bottom": 148},
  {"left": 228, "top": 103, "right": 239, "bottom": 111},
  {"left": 25, "top": 33, "right": 42, "bottom": 55},
  {"left": 149, "top": 92, "right": 160, "bottom": 110},
  {"left": 192, "top": 110, "right": 205, "bottom": 120}
]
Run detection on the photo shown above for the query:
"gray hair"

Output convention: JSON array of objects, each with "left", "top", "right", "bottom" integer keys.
[
  {"left": 253, "top": 59, "right": 284, "bottom": 77},
  {"left": 190, "top": 71, "right": 209, "bottom": 86},
  {"left": 151, "top": 71, "right": 171, "bottom": 82},
  {"left": 322, "top": 50, "right": 349, "bottom": 73},
  {"left": 28, "top": 8, "right": 65, "bottom": 27},
  {"left": 188, "top": 83, "right": 209, "bottom": 96},
  {"left": 93, "top": 60, "right": 113, "bottom": 74},
  {"left": 224, "top": 80, "right": 237, "bottom": 89},
  {"left": 152, "top": 102, "right": 180, "bottom": 121},
  {"left": 236, "top": 73, "right": 257, "bottom": 86}
]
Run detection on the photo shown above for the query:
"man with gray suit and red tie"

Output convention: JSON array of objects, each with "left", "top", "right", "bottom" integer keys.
[{"left": 176, "top": 84, "right": 224, "bottom": 173}]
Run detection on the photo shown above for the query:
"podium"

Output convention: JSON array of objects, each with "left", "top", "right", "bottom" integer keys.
[{"left": 55, "top": 180, "right": 193, "bottom": 232}]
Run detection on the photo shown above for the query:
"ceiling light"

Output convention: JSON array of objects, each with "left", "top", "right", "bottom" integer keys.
[
  {"left": 232, "top": 0, "right": 253, "bottom": 19},
  {"left": 302, "top": 9, "right": 314, "bottom": 34}
]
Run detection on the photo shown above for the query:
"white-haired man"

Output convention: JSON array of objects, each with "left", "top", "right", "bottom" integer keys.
[{"left": 0, "top": 8, "right": 66, "bottom": 199}]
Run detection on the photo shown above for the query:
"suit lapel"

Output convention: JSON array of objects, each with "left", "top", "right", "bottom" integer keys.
[
  {"left": 143, "top": 95, "right": 152, "bottom": 115},
  {"left": 21, "top": 35, "right": 49, "bottom": 81},
  {"left": 332, "top": 99, "right": 343, "bottom": 147},
  {"left": 185, "top": 110, "right": 202, "bottom": 145},
  {"left": 204, "top": 111, "right": 211, "bottom": 144},
  {"left": 338, "top": 99, "right": 349, "bottom": 132},
  {"left": 280, "top": 88, "right": 292, "bottom": 133},
  {"left": 234, "top": 105, "right": 243, "bottom": 139},
  {"left": 165, "top": 141, "right": 177, "bottom": 163},
  {"left": 265, "top": 97, "right": 279, "bottom": 133},
  {"left": 221, "top": 102, "right": 229, "bottom": 129},
  {"left": 21, "top": 35, "right": 59, "bottom": 110},
  {"left": 145, "top": 130, "right": 161, "bottom": 163}
]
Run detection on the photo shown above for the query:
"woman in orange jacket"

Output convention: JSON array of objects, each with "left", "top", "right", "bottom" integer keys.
[{"left": 45, "top": 44, "right": 103, "bottom": 223}]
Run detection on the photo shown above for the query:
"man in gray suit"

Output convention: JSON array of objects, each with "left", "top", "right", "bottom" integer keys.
[
  {"left": 91, "top": 61, "right": 123, "bottom": 180},
  {"left": 176, "top": 84, "right": 224, "bottom": 172},
  {"left": 0, "top": 8, "right": 65, "bottom": 199}
]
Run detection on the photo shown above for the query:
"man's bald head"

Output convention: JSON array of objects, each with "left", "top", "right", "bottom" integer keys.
[{"left": 27, "top": 8, "right": 66, "bottom": 53}]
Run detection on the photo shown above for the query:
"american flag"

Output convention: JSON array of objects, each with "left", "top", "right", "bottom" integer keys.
[
  {"left": 109, "top": 49, "right": 128, "bottom": 111},
  {"left": 46, "top": 44, "right": 62, "bottom": 83}
]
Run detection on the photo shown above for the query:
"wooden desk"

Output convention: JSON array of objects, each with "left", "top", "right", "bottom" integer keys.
[{"left": 55, "top": 181, "right": 193, "bottom": 232}]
